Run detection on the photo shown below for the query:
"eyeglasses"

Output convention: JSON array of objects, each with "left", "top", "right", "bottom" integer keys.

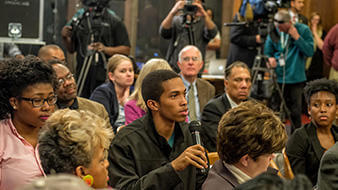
[
  {"left": 274, "top": 19, "right": 286, "bottom": 24},
  {"left": 182, "top": 56, "right": 200, "bottom": 62},
  {"left": 19, "top": 95, "right": 57, "bottom": 107},
  {"left": 57, "top": 73, "right": 74, "bottom": 86}
]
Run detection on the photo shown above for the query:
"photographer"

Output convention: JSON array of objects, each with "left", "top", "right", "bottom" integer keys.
[
  {"left": 61, "top": 0, "right": 130, "bottom": 98},
  {"left": 160, "top": 0, "right": 217, "bottom": 73}
]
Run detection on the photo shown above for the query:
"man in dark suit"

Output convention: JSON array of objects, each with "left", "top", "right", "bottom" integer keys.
[
  {"left": 201, "top": 61, "right": 251, "bottom": 152},
  {"left": 317, "top": 142, "right": 338, "bottom": 190},
  {"left": 177, "top": 45, "right": 215, "bottom": 122},
  {"left": 289, "top": 0, "right": 308, "bottom": 25}
]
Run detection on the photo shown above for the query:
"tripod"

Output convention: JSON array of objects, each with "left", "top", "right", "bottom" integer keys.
[
  {"left": 251, "top": 47, "right": 294, "bottom": 128},
  {"left": 75, "top": 9, "right": 107, "bottom": 97}
]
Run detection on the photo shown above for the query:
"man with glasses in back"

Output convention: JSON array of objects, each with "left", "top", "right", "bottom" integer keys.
[
  {"left": 177, "top": 45, "right": 215, "bottom": 122},
  {"left": 264, "top": 9, "right": 313, "bottom": 133},
  {"left": 48, "top": 59, "right": 110, "bottom": 126}
]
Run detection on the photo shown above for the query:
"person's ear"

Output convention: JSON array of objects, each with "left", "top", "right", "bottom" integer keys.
[
  {"left": 147, "top": 100, "right": 160, "bottom": 111},
  {"left": 307, "top": 106, "right": 311, "bottom": 117},
  {"left": 75, "top": 166, "right": 87, "bottom": 178},
  {"left": 108, "top": 72, "right": 114, "bottom": 82},
  {"left": 239, "top": 154, "right": 250, "bottom": 167},
  {"left": 9, "top": 97, "right": 18, "bottom": 110}
]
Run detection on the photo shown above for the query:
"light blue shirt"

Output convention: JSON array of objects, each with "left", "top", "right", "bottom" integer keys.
[{"left": 181, "top": 76, "right": 200, "bottom": 121}]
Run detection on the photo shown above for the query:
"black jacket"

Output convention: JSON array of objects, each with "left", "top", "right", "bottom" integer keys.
[
  {"left": 201, "top": 94, "right": 232, "bottom": 152},
  {"left": 108, "top": 113, "right": 207, "bottom": 189}
]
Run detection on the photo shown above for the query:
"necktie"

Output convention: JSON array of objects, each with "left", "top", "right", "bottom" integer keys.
[{"left": 188, "top": 85, "right": 197, "bottom": 121}]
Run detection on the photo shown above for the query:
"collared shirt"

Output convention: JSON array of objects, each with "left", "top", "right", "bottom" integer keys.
[
  {"left": 181, "top": 76, "right": 201, "bottom": 121},
  {"left": 288, "top": 10, "right": 298, "bottom": 24},
  {"left": 225, "top": 93, "right": 239, "bottom": 109},
  {"left": 0, "top": 118, "right": 44, "bottom": 190},
  {"left": 56, "top": 97, "right": 79, "bottom": 110},
  {"left": 223, "top": 162, "right": 252, "bottom": 184}
]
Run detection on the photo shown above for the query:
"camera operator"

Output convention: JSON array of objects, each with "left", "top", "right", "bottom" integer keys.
[
  {"left": 61, "top": 0, "right": 130, "bottom": 98},
  {"left": 264, "top": 9, "right": 314, "bottom": 133},
  {"left": 160, "top": 0, "right": 217, "bottom": 73},
  {"left": 226, "top": 14, "right": 263, "bottom": 69}
]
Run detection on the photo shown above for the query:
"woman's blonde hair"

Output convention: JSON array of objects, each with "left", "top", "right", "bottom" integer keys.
[
  {"left": 128, "top": 58, "right": 172, "bottom": 111},
  {"left": 107, "top": 54, "right": 132, "bottom": 75},
  {"left": 38, "top": 109, "right": 114, "bottom": 174}
]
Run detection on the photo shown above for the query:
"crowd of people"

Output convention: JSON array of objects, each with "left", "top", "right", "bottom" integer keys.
[{"left": 1, "top": 0, "right": 338, "bottom": 189}]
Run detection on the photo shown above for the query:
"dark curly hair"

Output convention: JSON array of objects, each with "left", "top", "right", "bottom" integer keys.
[
  {"left": 217, "top": 100, "right": 287, "bottom": 164},
  {"left": 0, "top": 55, "right": 56, "bottom": 120},
  {"left": 304, "top": 78, "right": 338, "bottom": 105}
]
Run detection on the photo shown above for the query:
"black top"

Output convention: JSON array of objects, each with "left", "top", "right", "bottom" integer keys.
[{"left": 108, "top": 113, "right": 207, "bottom": 189}]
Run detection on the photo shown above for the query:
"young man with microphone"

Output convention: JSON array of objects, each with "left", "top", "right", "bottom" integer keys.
[{"left": 108, "top": 70, "right": 208, "bottom": 189}]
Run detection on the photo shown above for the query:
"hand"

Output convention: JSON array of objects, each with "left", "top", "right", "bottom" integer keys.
[
  {"left": 193, "top": 2, "right": 207, "bottom": 17},
  {"left": 288, "top": 25, "right": 300, "bottom": 40},
  {"left": 171, "top": 144, "right": 208, "bottom": 172},
  {"left": 88, "top": 42, "right": 106, "bottom": 52},
  {"left": 170, "top": 0, "right": 185, "bottom": 16},
  {"left": 256, "top": 35, "right": 262, "bottom": 44},
  {"left": 61, "top": 26, "right": 72, "bottom": 38},
  {"left": 267, "top": 57, "right": 277, "bottom": 68},
  {"left": 311, "top": 24, "right": 317, "bottom": 32}
]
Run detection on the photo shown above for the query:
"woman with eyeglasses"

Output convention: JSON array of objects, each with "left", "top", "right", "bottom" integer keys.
[{"left": 0, "top": 56, "right": 57, "bottom": 190}]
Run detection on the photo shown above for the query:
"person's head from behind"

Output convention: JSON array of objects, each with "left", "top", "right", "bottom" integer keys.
[
  {"left": 38, "top": 109, "right": 114, "bottom": 189},
  {"left": 142, "top": 70, "right": 188, "bottom": 122},
  {"left": 304, "top": 78, "right": 338, "bottom": 128},
  {"left": 38, "top": 45, "right": 65, "bottom": 63},
  {"left": 130, "top": 58, "right": 172, "bottom": 111},
  {"left": 217, "top": 101, "right": 287, "bottom": 178},
  {"left": 178, "top": 45, "right": 203, "bottom": 80},
  {"left": 48, "top": 59, "right": 77, "bottom": 106},
  {"left": 107, "top": 54, "right": 134, "bottom": 88},
  {"left": 0, "top": 56, "right": 56, "bottom": 127},
  {"left": 274, "top": 10, "right": 292, "bottom": 33},
  {"left": 290, "top": 0, "right": 305, "bottom": 13},
  {"left": 224, "top": 62, "right": 251, "bottom": 104}
]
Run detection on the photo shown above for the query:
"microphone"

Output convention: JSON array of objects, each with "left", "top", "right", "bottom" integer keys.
[{"left": 189, "top": 120, "right": 207, "bottom": 173}]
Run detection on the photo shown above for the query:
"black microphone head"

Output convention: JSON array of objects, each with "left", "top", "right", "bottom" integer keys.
[{"left": 189, "top": 120, "right": 201, "bottom": 132}]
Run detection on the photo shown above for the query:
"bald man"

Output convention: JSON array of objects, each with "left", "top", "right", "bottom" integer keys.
[{"left": 38, "top": 44, "right": 65, "bottom": 62}]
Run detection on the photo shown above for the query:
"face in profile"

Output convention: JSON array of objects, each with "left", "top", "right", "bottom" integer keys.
[
  {"left": 178, "top": 48, "right": 203, "bottom": 78},
  {"left": 52, "top": 64, "right": 77, "bottom": 104},
  {"left": 308, "top": 91, "right": 337, "bottom": 128},
  {"left": 11, "top": 83, "right": 55, "bottom": 128},
  {"left": 157, "top": 77, "right": 188, "bottom": 123},
  {"left": 225, "top": 66, "right": 251, "bottom": 104},
  {"left": 109, "top": 60, "right": 134, "bottom": 88},
  {"left": 81, "top": 147, "right": 109, "bottom": 189}
]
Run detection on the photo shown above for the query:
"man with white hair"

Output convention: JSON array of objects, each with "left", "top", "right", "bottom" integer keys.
[
  {"left": 264, "top": 9, "right": 314, "bottom": 133},
  {"left": 177, "top": 45, "right": 215, "bottom": 121}
]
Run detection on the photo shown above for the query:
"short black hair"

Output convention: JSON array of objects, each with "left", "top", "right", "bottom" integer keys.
[
  {"left": 0, "top": 56, "right": 56, "bottom": 119},
  {"left": 225, "top": 61, "right": 250, "bottom": 79},
  {"left": 304, "top": 78, "right": 338, "bottom": 105},
  {"left": 141, "top": 69, "right": 179, "bottom": 108}
]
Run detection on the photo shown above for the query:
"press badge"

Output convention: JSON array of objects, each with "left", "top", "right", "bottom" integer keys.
[{"left": 279, "top": 54, "right": 285, "bottom": 66}]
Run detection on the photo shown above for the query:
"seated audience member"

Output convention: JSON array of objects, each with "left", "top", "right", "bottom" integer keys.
[
  {"left": 90, "top": 54, "right": 134, "bottom": 132},
  {"left": 0, "top": 56, "right": 56, "bottom": 190},
  {"left": 202, "top": 101, "right": 287, "bottom": 190},
  {"left": 201, "top": 61, "right": 251, "bottom": 152},
  {"left": 48, "top": 60, "right": 110, "bottom": 123},
  {"left": 317, "top": 142, "right": 338, "bottom": 190},
  {"left": 124, "top": 58, "right": 172, "bottom": 125},
  {"left": 20, "top": 174, "right": 93, "bottom": 190},
  {"left": 38, "top": 109, "right": 114, "bottom": 189},
  {"left": 38, "top": 44, "right": 66, "bottom": 62},
  {"left": 108, "top": 70, "right": 208, "bottom": 189},
  {"left": 178, "top": 45, "right": 215, "bottom": 121},
  {"left": 234, "top": 173, "right": 312, "bottom": 190},
  {"left": 286, "top": 78, "right": 338, "bottom": 186}
]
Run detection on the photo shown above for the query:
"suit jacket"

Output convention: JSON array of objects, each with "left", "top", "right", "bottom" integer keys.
[
  {"left": 201, "top": 93, "right": 232, "bottom": 152},
  {"left": 286, "top": 122, "right": 338, "bottom": 186},
  {"left": 196, "top": 78, "right": 215, "bottom": 113},
  {"left": 90, "top": 81, "right": 119, "bottom": 132},
  {"left": 202, "top": 160, "right": 239, "bottom": 190},
  {"left": 317, "top": 142, "right": 338, "bottom": 190}
]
